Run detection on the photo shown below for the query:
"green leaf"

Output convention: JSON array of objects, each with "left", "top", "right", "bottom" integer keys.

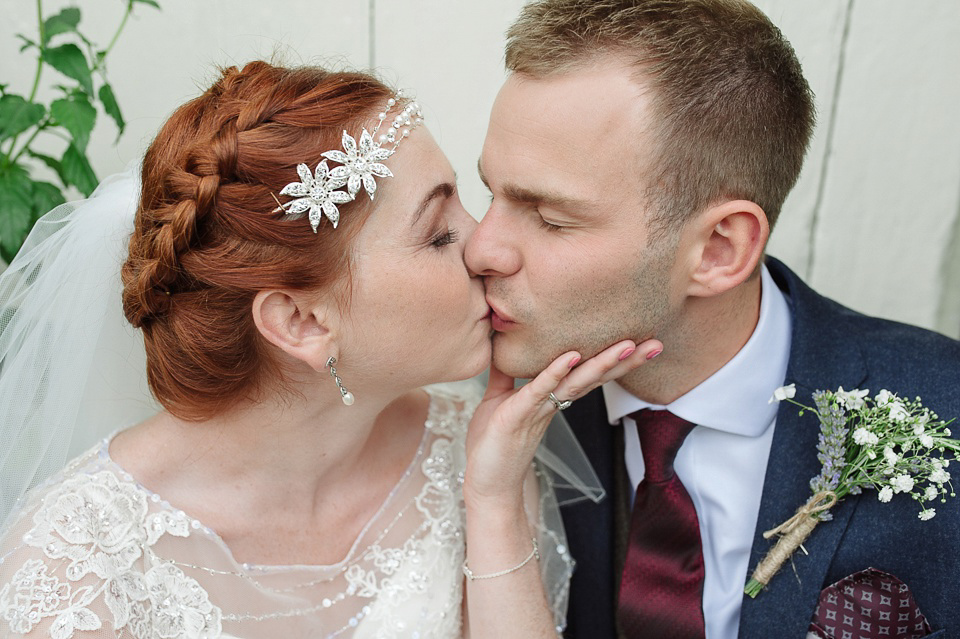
[
  {"left": 30, "top": 181, "right": 66, "bottom": 223},
  {"left": 16, "top": 34, "right": 37, "bottom": 52},
  {"left": 0, "top": 95, "right": 46, "bottom": 141},
  {"left": 50, "top": 94, "right": 96, "bottom": 151},
  {"left": 41, "top": 44, "right": 93, "bottom": 95},
  {"left": 43, "top": 7, "right": 81, "bottom": 43},
  {"left": 98, "top": 83, "right": 125, "bottom": 138},
  {"left": 61, "top": 144, "right": 98, "bottom": 196},
  {"left": 0, "top": 165, "right": 34, "bottom": 261},
  {"left": 132, "top": 0, "right": 161, "bottom": 9},
  {"left": 26, "top": 150, "right": 66, "bottom": 187}
]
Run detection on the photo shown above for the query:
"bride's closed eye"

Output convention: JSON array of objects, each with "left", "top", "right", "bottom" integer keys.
[{"left": 429, "top": 227, "right": 460, "bottom": 249}]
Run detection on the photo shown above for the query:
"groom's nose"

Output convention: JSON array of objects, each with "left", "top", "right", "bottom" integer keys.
[{"left": 464, "top": 206, "right": 522, "bottom": 279}]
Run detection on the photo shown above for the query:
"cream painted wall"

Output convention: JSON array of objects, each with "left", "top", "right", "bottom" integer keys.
[{"left": 3, "top": 0, "right": 958, "bottom": 338}]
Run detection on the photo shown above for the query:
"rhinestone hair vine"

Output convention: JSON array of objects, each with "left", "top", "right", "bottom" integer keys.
[{"left": 273, "top": 89, "right": 424, "bottom": 233}]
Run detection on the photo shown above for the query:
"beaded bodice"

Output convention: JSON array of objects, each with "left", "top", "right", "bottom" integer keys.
[{"left": 0, "top": 385, "right": 574, "bottom": 639}]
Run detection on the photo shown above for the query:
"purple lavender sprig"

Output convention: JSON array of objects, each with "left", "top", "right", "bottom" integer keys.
[{"left": 808, "top": 391, "right": 848, "bottom": 520}]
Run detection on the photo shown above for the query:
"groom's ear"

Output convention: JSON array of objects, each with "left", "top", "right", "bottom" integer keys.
[
  {"left": 683, "top": 199, "right": 769, "bottom": 298},
  {"left": 252, "top": 290, "right": 336, "bottom": 372}
]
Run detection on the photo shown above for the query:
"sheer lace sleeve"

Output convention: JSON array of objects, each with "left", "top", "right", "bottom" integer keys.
[{"left": 0, "top": 462, "right": 218, "bottom": 639}]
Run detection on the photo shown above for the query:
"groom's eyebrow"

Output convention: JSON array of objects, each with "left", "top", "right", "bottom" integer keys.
[
  {"left": 477, "top": 160, "right": 588, "bottom": 211},
  {"left": 412, "top": 181, "right": 456, "bottom": 225}
]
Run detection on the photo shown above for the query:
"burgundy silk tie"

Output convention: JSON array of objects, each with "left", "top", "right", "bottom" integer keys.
[{"left": 617, "top": 409, "right": 706, "bottom": 639}]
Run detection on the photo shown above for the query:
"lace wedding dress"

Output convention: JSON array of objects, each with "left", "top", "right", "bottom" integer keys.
[{"left": 0, "top": 385, "right": 573, "bottom": 639}]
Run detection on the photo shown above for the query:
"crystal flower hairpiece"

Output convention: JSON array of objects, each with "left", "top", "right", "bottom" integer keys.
[{"left": 274, "top": 90, "right": 424, "bottom": 233}]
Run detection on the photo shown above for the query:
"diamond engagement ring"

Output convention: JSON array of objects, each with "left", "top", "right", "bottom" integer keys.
[{"left": 548, "top": 392, "right": 572, "bottom": 411}]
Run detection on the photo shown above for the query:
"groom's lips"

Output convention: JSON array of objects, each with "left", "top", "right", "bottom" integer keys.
[{"left": 487, "top": 300, "right": 518, "bottom": 332}]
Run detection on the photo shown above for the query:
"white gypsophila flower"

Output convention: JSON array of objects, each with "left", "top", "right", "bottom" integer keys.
[
  {"left": 946, "top": 428, "right": 952, "bottom": 437},
  {"left": 877, "top": 486, "right": 893, "bottom": 503},
  {"left": 769, "top": 383, "right": 796, "bottom": 404},
  {"left": 925, "top": 485, "right": 939, "bottom": 501},
  {"left": 883, "top": 446, "right": 900, "bottom": 466},
  {"left": 876, "top": 389, "right": 894, "bottom": 406},
  {"left": 930, "top": 467, "right": 951, "bottom": 484},
  {"left": 853, "top": 427, "right": 880, "bottom": 447},
  {"left": 890, "top": 474, "right": 915, "bottom": 494},
  {"left": 866, "top": 449, "right": 877, "bottom": 460},
  {"left": 835, "top": 387, "right": 869, "bottom": 410},
  {"left": 913, "top": 423, "right": 926, "bottom": 436},
  {"left": 279, "top": 161, "right": 353, "bottom": 232},
  {"left": 920, "top": 434, "right": 934, "bottom": 448},
  {"left": 918, "top": 508, "right": 936, "bottom": 521},
  {"left": 888, "top": 401, "right": 909, "bottom": 422},
  {"left": 323, "top": 129, "right": 394, "bottom": 200}
]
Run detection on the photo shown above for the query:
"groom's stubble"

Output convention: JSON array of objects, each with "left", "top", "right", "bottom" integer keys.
[{"left": 488, "top": 232, "right": 679, "bottom": 383}]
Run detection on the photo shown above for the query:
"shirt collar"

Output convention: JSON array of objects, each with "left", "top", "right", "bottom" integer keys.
[{"left": 602, "top": 264, "right": 792, "bottom": 437}]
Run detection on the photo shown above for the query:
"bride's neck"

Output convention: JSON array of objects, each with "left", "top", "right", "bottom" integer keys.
[{"left": 111, "top": 385, "right": 427, "bottom": 514}]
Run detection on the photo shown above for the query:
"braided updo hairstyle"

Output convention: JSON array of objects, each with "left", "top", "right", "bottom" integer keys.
[{"left": 121, "top": 61, "right": 393, "bottom": 420}]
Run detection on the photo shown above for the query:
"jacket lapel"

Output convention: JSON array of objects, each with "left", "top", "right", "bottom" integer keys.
[{"left": 739, "top": 258, "right": 869, "bottom": 637}]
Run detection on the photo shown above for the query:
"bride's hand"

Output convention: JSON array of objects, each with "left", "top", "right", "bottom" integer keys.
[{"left": 463, "top": 338, "right": 663, "bottom": 511}]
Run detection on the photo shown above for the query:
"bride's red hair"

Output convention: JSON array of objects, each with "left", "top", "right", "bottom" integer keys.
[{"left": 121, "top": 61, "right": 392, "bottom": 420}]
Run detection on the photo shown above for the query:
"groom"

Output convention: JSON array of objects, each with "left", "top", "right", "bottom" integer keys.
[{"left": 465, "top": 0, "right": 960, "bottom": 637}]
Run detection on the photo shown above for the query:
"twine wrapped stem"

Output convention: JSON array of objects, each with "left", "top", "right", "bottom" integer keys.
[{"left": 744, "top": 491, "right": 837, "bottom": 598}]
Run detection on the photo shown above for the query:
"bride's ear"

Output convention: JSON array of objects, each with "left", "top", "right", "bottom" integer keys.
[{"left": 252, "top": 290, "right": 337, "bottom": 372}]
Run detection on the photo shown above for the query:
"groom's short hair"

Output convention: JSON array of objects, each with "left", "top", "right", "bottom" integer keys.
[{"left": 505, "top": 0, "right": 815, "bottom": 231}]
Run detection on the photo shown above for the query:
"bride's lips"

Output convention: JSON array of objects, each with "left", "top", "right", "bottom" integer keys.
[{"left": 487, "top": 300, "right": 518, "bottom": 332}]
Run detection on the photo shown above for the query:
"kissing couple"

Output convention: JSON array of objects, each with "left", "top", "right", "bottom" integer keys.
[{"left": 1, "top": 1, "right": 958, "bottom": 638}]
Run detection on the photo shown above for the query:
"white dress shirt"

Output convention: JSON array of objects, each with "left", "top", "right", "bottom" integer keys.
[{"left": 602, "top": 264, "right": 792, "bottom": 639}]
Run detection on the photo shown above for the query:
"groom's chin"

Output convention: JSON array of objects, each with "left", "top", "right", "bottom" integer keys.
[{"left": 491, "top": 334, "right": 558, "bottom": 380}]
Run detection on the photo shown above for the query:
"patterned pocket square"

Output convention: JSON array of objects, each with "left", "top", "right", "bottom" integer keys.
[{"left": 807, "top": 568, "right": 933, "bottom": 639}]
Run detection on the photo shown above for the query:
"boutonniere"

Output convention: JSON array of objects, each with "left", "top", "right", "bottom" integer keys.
[{"left": 744, "top": 385, "right": 958, "bottom": 598}]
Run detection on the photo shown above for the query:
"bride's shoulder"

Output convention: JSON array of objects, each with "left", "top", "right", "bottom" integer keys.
[{"left": 3, "top": 440, "right": 154, "bottom": 542}]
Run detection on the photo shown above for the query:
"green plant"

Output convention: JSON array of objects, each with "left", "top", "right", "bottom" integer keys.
[{"left": 0, "top": 0, "right": 160, "bottom": 263}]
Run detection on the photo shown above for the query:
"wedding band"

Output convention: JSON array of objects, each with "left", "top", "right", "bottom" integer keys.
[{"left": 548, "top": 392, "right": 572, "bottom": 411}]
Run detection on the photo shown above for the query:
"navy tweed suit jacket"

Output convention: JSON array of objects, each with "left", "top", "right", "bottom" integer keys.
[{"left": 560, "top": 257, "right": 960, "bottom": 639}]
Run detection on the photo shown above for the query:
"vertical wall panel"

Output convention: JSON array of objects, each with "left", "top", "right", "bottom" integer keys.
[
  {"left": 373, "top": 0, "right": 527, "bottom": 218},
  {"left": 806, "top": 1, "right": 960, "bottom": 337},
  {"left": 758, "top": 0, "right": 852, "bottom": 281}
]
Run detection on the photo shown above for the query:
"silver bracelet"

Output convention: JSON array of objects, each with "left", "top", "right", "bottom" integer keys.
[{"left": 462, "top": 538, "right": 540, "bottom": 581}]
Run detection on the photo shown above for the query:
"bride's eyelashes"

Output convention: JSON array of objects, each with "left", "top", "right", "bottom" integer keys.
[{"left": 429, "top": 227, "right": 460, "bottom": 249}]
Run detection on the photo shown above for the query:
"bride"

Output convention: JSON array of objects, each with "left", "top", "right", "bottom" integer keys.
[{"left": 0, "top": 61, "right": 660, "bottom": 638}]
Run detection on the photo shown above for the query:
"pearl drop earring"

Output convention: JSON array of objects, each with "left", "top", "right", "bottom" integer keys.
[{"left": 325, "top": 357, "right": 355, "bottom": 406}]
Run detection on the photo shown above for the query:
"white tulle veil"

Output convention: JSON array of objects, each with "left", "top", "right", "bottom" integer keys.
[
  {"left": 0, "top": 167, "right": 604, "bottom": 527},
  {"left": 0, "top": 167, "right": 158, "bottom": 525}
]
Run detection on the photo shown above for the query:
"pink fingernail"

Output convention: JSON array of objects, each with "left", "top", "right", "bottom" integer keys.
[
  {"left": 618, "top": 347, "right": 635, "bottom": 361},
  {"left": 646, "top": 349, "right": 662, "bottom": 360},
  {"left": 568, "top": 355, "right": 581, "bottom": 368}
]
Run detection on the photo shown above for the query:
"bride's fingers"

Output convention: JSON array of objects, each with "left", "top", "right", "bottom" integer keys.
[
  {"left": 510, "top": 350, "right": 583, "bottom": 420},
  {"left": 553, "top": 338, "right": 663, "bottom": 402}
]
